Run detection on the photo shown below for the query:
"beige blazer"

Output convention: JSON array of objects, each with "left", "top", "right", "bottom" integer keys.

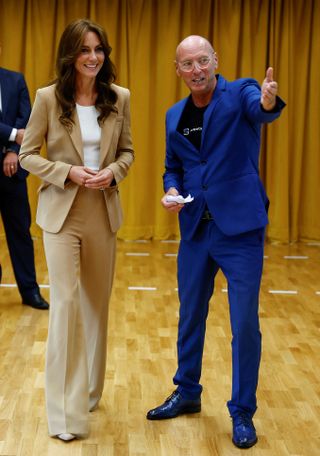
[{"left": 19, "top": 83, "right": 134, "bottom": 233}]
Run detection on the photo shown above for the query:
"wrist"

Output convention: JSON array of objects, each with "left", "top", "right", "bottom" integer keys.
[{"left": 261, "top": 101, "right": 276, "bottom": 112}]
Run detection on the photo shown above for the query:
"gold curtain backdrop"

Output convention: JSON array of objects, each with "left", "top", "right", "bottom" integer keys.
[{"left": 0, "top": 0, "right": 319, "bottom": 243}]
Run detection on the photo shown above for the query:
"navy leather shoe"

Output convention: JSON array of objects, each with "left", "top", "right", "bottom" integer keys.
[
  {"left": 22, "top": 292, "right": 49, "bottom": 310},
  {"left": 232, "top": 413, "right": 257, "bottom": 448},
  {"left": 147, "top": 390, "right": 201, "bottom": 420}
]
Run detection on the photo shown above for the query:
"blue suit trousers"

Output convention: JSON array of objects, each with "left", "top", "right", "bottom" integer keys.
[{"left": 174, "top": 219, "right": 264, "bottom": 418}]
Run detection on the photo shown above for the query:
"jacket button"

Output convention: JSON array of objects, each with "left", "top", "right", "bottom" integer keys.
[
  {"left": 202, "top": 185, "right": 208, "bottom": 190},
  {"left": 201, "top": 160, "right": 207, "bottom": 165}
]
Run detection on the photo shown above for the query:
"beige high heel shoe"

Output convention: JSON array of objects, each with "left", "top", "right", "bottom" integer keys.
[{"left": 57, "top": 433, "right": 76, "bottom": 441}]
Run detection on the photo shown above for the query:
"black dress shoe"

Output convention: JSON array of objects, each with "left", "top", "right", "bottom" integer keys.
[
  {"left": 147, "top": 390, "right": 201, "bottom": 420},
  {"left": 22, "top": 292, "right": 49, "bottom": 310}
]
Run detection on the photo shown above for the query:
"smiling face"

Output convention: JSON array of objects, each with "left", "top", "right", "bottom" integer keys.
[
  {"left": 175, "top": 36, "right": 218, "bottom": 104},
  {"left": 74, "top": 31, "right": 105, "bottom": 81}
]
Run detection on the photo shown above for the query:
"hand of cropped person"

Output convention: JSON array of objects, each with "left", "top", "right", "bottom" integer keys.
[{"left": 3, "top": 151, "right": 18, "bottom": 177}]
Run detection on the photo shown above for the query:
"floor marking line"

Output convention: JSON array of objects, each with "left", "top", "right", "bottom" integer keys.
[
  {"left": 124, "top": 239, "right": 150, "bottom": 243},
  {"left": 283, "top": 256, "right": 309, "bottom": 259},
  {"left": 125, "top": 252, "right": 150, "bottom": 256},
  {"left": 128, "top": 286, "right": 157, "bottom": 291},
  {"left": 161, "top": 240, "right": 180, "bottom": 244},
  {"left": 0, "top": 283, "right": 50, "bottom": 288},
  {"left": 269, "top": 290, "right": 298, "bottom": 294}
]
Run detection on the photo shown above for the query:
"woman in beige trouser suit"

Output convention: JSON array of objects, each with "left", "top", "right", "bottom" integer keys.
[{"left": 19, "top": 19, "right": 134, "bottom": 440}]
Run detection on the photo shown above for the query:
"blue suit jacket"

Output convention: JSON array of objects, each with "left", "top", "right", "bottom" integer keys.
[
  {"left": 0, "top": 67, "right": 31, "bottom": 179},
  {"left": 163, "top": 75, "right": 286, "bottom": 239}
]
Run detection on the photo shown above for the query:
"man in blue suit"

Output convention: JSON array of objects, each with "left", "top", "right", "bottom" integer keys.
[
  {"left": 0, "top": 45, "right": 49, "bottom": 309},
  {"left": 147, "top": 36, "right": 285, "bottom": 448}
]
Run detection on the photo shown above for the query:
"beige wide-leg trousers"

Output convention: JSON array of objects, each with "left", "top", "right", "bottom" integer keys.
[{"left": 43, "top": 187, "right": 116, "bottom": 436}]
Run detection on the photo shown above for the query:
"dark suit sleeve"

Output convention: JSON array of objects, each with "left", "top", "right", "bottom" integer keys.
[
  {"left": 14, "top": 74, "right": 32, "bottom": 129},
  {"left": 0, "top": 73, "right": 31, "bottom": 153},
  {"left": 0, "top": 120, "right": 12, "bottom": 142}
]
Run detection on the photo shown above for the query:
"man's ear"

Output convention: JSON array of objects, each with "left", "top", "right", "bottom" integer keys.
[
  {"left": 174, "top": 61, "right": 181, "bottom": 77},
  {"left": 213, "top": 52, "right": 218, "bottom": 70}
]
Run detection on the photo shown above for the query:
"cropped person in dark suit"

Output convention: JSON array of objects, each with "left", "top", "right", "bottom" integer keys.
[
  {"left": 0, "top": 43, "right": 48, "bottom": 309},
  {"left": 146, "top": 35, "right": 285, "bottom": 448}
]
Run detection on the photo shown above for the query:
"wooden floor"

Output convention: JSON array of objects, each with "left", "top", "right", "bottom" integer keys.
[{"left": 0, "top": 236, "right": 319, "bottom": 456}]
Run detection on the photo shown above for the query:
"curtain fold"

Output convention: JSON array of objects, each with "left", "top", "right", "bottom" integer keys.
[{"left": 0, "top": 0, "right": 319, "bottom": 242}]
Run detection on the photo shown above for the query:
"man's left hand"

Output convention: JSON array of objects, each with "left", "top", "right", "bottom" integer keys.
[
  {"left": 261, "top": 67, "right": 278, "bottom": 111},
  {"left": 3, "top": 151, "right": 19, "bottom": 177}
]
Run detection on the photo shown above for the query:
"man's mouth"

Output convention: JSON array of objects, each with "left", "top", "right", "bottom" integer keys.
[{"left": 192, "top": 77, "right": 205, "bottom": 84}]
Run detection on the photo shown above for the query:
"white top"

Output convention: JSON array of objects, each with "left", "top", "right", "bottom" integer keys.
[{"left": 76, "top": 104, "right": 101, "bottom": 171}]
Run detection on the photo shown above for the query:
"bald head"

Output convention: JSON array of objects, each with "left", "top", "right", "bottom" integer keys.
[{"left": 176, "top": 35, "right": 214, "bottom": 62}]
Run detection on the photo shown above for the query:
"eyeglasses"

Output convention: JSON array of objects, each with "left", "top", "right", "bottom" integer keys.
[{"left": 177, "top": 55, "right": 213, "bottom": 72}]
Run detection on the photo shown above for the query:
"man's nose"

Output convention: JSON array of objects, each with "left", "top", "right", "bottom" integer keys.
[{"left": 192, "top": 62, "right": 202, "bottom": 73}]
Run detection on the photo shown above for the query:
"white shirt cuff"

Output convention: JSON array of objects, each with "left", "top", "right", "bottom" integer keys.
[{"left": 9, "top": 128, "right": 17, "bottom": 142}]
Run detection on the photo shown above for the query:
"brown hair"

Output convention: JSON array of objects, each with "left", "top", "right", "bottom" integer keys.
[{"left": 54, "top": 18, "right": 118, "bottom": 129}]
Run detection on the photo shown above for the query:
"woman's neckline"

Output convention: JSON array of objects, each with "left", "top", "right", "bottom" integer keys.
[{"left": 76, "top": 103, "right": 95, "bottom": 108}]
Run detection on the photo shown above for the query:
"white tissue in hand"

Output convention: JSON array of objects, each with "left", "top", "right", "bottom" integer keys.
[{"left": 166, "top": 194, "right": 194, "bottom": 204}]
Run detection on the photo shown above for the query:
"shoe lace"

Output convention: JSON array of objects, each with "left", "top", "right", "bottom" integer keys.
[{"left": 234, "top": 413, "right": 254, "bottom": 428}]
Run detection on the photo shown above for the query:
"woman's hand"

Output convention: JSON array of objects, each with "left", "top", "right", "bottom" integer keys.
[
  {"left": 68, "top": 166, "right": 97, "bottom": 186},
  {"left": 84, "top": 168, "right": 115, "bottom": 190}
]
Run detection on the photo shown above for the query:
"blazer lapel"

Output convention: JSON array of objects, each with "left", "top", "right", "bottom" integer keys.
[
  {"left": 172, "top": 97, "right": 188, "bottom": 130},
  {"left": 202, "top": 75, "right": 226, "bottom": 138},
  {"left": 68, "top": 110, "right": 83, "bottom": 162},
  {"left": 99, "top": 111, "right": 117, "bottom": 167},
  {"left": 0, "top": 69, "right": 9, "bottom": 115},
  {"left": 171, "top": 97, "right": 194, "bottom": 147}
]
